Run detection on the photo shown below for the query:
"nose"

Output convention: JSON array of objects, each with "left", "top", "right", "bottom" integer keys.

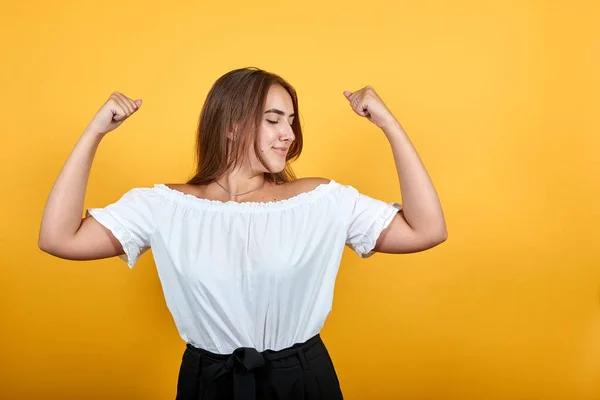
[{"left": 281, "top": 123, "right": 295, "bottom": 142}]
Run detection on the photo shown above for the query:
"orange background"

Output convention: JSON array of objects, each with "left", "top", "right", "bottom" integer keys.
[{"left": 1, "top": 0, "right": 599, "bottom": 399}]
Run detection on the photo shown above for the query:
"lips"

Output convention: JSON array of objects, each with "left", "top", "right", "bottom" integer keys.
[{"left": 272, "top": 147, "right": 288, "bottom": 157}]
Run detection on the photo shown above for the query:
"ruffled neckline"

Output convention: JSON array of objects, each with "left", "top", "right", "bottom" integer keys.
[{"left": 152, "top": 179, "right": 337, "bottom": 212}]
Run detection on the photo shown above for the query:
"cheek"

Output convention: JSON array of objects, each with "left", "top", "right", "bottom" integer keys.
[{"left": 257, "top": 127, "right": 278, "bottom": 152}]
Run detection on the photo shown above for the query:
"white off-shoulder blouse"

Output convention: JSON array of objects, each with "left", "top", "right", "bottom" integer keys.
[{"left": 86, "top": 179, "right": 401, "bottom": 354}]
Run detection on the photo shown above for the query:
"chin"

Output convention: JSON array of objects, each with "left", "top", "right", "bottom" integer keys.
[
  {"left": 269, "top": 165, "right": 286, "bottom": 174},
  {"left": 263, "top": 157, "right": 287, "bottom": 174},
  {"left": 253, "top": 152, "right": 287, "bottom": 174}
]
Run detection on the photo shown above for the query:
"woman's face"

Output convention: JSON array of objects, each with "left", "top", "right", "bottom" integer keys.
[{"left": 249, "top": 84, "right": 296, "bottom": 174}]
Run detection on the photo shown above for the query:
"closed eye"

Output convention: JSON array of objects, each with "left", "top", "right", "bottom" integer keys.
[
  {"left": 267, "top": 119, "right": 294, "bottom": 126},
  {"left": 264, "top": 109, "right": 295, "bottom": 126}
]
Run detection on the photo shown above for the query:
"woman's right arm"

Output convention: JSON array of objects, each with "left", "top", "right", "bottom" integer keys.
[{"left": 38, "top": 92, "right": 142, "bottom": 261}]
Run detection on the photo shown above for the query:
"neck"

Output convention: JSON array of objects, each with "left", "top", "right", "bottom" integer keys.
[{"left": 216, "top": 169, "right": 266, "bottom": 197}]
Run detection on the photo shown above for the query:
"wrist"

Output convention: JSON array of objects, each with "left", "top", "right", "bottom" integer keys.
[
  {"left": 82, "top": 127, "right": 105, "bottom": 142},
  {"left": 380, "top": 117, "right": 404, "bottom": 136}
]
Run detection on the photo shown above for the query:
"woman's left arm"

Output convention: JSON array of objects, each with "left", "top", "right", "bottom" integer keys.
[{"left": 344, "top": 86, "right": 447, "bottom": 254}]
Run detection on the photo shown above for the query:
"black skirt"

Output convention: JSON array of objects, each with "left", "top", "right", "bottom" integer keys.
[{"left": 175, "top": 334, "right": 344, "bottom": 400}]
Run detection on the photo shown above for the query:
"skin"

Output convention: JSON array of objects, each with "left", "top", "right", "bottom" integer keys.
[
  {"left": 171, "top": 83, "right": 448, "bottom": 255},
  {"left": 341, "top": 86, "right": 448, "bottom": 254},
  {"left": 38, "top": 82, "right": 447, "bottom": 264},
  {"left": 168, "top": 84, "right": 302, "bottom": 203}
]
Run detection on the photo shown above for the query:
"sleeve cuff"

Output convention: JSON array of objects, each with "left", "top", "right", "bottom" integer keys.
[
  {"left": 354, "top": 202, "right": 402, "bottom": 258},
  {"left": 86, "top": 208, "right": 141, "bottom": 268}
]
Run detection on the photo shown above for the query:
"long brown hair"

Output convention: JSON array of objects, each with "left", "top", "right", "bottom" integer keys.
[{"left": 186, "top": 67, "right": 303, "bottom": 186}]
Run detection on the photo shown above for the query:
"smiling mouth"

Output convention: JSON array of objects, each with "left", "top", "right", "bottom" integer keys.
[{"left": 272, "top": 147, "right": 288, "bottom": 156}]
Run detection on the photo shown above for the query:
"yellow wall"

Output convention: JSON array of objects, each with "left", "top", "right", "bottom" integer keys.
[{"left": 2, "top": 0, "right": 599, "bottom": 398}]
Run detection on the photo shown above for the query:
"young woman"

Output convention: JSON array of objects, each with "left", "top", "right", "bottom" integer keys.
[{"left": 39, "top": 67, "right": 447, "bottom": 399}]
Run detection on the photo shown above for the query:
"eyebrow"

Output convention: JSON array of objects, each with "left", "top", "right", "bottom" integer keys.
[{"left": 264, "top": 108, "right": 296, "bottom": 118}]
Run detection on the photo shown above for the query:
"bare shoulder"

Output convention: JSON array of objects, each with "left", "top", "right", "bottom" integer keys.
[
  {"left": 164, "top": 183, "right": 189, "bottom": 190},
  {"left": 163, "top": 183, "right": 204, "bottom": 196},
  {"left": 280, "top": 177, "right": 332, "bottom": 196},
  {"left": 292, "top": 177, "right": 331, "bottom": 188}
]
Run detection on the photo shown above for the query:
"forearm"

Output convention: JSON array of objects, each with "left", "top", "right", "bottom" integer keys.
[
  {"left": 39, "top": 128, "right": 103, "bottom": 248},
  {"left": 382, "top": 119, "right": 447, "bottom": 236}
]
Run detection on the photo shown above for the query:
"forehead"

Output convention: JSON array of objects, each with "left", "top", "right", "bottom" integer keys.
[{"left": 264, "top": 84, "right": 293, "bottom": 110}]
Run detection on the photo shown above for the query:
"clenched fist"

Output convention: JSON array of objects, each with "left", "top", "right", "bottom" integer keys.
[{"left": 86, "top": 92, "right": 142, "bottom": 137}]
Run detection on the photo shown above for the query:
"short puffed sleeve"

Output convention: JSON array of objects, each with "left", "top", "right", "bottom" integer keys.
[
  {"left": 85, "top": 187, "right": 159, "bottom": 268},
  {"left": 337, "top": 183, "right": 402, "bottom": 258}
]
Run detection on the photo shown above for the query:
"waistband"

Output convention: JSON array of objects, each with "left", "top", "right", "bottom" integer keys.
[{"left": 184, "top": 334, "right": 324, "bottom": 400}]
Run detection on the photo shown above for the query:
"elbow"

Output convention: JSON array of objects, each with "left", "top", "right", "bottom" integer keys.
[
  {"left": 38, "top": 237, "right": 55, "bottom": 254},
  {"left": 437, "top": 229, "right": 448, "bottom": 244},
  {"left": 38, "top": 225, "right": 54, "bottom": 254},
  {"left": 38, "top": 232, "right": 63, "bottom": 256},
  {"left": 435, "top": 225, "right": 448, "bottom": 245},
  {"left": 38, "top": 227, "right": 69, "bottom": 255},
  {"left": 414, "top": 214, "right": 447, "bottom": 247},
  {"left": 38, "top": 239, "right": 69, "bottom": 259},
  {"left": 38, "top": 232, "right": 49, "bottom": 252},
  {"left": 428, "top": 225, "right": 447, "bottom": 247}
]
